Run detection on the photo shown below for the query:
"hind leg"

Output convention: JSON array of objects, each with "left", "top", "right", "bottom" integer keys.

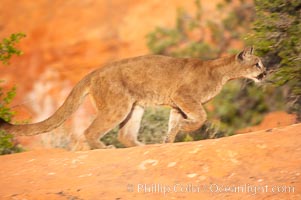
[
  {"left": 118, "top": 105, "right": 144, "bottom": 147},
  {"left": 83, "top": 101, "right": 133, "bottom": 149}
]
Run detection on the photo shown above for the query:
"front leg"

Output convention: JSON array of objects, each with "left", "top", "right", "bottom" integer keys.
[
  {"left": 172, "top": 93, "right": 207, "bottom": 132},
  {"left": 165, "top": 108, "right": 183, "bottom": 143}
]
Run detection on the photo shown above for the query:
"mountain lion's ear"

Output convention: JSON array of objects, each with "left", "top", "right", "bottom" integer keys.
[
  {"left": 244, "top": 46, "right": 254, "bottom": 55},
  {"left": 236, "top": 46, "right": 254, "bottom": 61}
]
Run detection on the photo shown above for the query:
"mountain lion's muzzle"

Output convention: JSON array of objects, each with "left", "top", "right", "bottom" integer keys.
[{"left": 256, "top": 71, "right": 267, "bottom": 81}]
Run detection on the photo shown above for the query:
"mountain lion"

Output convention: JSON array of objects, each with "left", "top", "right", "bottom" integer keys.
[{"left": 0, "top": 47, "right": 266, "bottom": 149}]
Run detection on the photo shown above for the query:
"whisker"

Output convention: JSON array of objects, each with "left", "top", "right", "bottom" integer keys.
[{"left": 267, "top": 69, "right": 277, "bottom": 74}]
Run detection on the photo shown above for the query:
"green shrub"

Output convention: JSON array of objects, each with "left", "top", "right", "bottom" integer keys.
[
  {"left": 0, "top": 33, "right": 25, "bottom": 155},
  {"left": 247, "top": 0, "right": 301, "bottom": 119},
  {"left": 0, "top": 33, "right": 25, "bottom": 64},
  {"left": 0, "top": 83, "right": 16, "bottom": 122},
  {"left": 0, "top": 130, "right": 22, "bottom": 154},
  {"left": 138, "top": 107, "right": 170, "bottom": 144},
  {"left": 102, "top": 107, "right": 170, "bottom": 147}
]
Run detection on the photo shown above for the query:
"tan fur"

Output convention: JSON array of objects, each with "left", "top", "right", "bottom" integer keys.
[{"left": 0, "top": 47, "right": 266, "bottom": 149}]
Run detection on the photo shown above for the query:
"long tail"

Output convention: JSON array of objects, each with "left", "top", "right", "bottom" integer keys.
[{"left": 0, "top": 77, "right": 90, "bottom": 136}]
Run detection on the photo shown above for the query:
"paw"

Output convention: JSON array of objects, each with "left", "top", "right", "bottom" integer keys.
[
  {"left": 119, "top": 137, "right": 145, "bottom": 147},
  {"left": 164, "top": 135, "right": 175, "bottom": 143},
  {"left": 74, "top": 142, "right": 92, "bottom": 151},
  {"left": 105, "top": 145, "right": 116, "bottom": 149},
  {"left": 134, "top": 141, "right": 145, "bottom": 146}
]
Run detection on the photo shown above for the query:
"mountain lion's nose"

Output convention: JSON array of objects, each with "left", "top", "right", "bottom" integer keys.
[{"left": 256, "top": 71, "right": 266, "bottom": 80}]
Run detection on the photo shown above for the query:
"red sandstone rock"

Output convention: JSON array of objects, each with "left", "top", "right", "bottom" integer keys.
[
  {"left": 237, "top": 111, "right": 297, "bottom": 134},
  {"left": 0, "top": 123, "right": 300, "bottom": 199}
]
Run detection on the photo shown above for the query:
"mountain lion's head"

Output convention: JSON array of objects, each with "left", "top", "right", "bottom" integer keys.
[{"left": 236, "top": 46, "right": 266, "bottom": 82}]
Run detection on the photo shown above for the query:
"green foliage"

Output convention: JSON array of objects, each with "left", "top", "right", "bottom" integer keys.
[
  {"left": 102, "top": 107, "right": 170, "bottom": 147},
  {"left": 139, "top": 107, "right": 170, "bottom": 144},
  {"left": 210, "top": 81, "right": 285, "bottom": 134},
  {"left": 248, "top": 0, "right": 301, "bottom": 118},
  {"left": 0, "top": 83, "right": 16, "bottom": 122},
  {"left": 0, "top": 130, "right": 22, "bottom": 155},
  {"left": 0, "top": 84, "right": 21, "bottom": 155},
  {"left": 147, "top": 27, "right": 182, "bottom": 55},
  {"left": 147, "top": 0, "right": 255, "bottom": 59},
  {"left": 146, "top": 0, "right": 218, "bottom": 59},
  {"left": 101, "top": 127, "right": 124, "bottom": 148},
  {"left": 0, "top": 33, "right": 26, "bottom": 65},
  {"left": 0, "top": 33, "right": 25, "bottom": 155}
]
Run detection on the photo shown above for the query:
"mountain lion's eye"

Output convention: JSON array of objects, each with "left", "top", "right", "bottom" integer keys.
[{"left": 255, "top": 63, "right": 261, "bottom": 69}]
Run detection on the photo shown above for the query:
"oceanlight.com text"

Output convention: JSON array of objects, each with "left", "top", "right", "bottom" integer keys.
[{"left": 126, "top": 183, "right": 295, "bottom": 195}]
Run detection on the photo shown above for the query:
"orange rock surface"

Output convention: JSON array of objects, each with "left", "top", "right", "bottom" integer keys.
[
  {"left": 237, "top": 111, "right": 297, "bottom": 134},
  {"left": 0, "top": 123, "right": 300, "bottom": 200}
]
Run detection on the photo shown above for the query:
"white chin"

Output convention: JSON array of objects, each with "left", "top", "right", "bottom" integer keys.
[
  {"left": 252, "top": 78, "right": 260, "bottom": 83},
  {"left": 246, "top": 77, "right": 260, "bottom": 83}
]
